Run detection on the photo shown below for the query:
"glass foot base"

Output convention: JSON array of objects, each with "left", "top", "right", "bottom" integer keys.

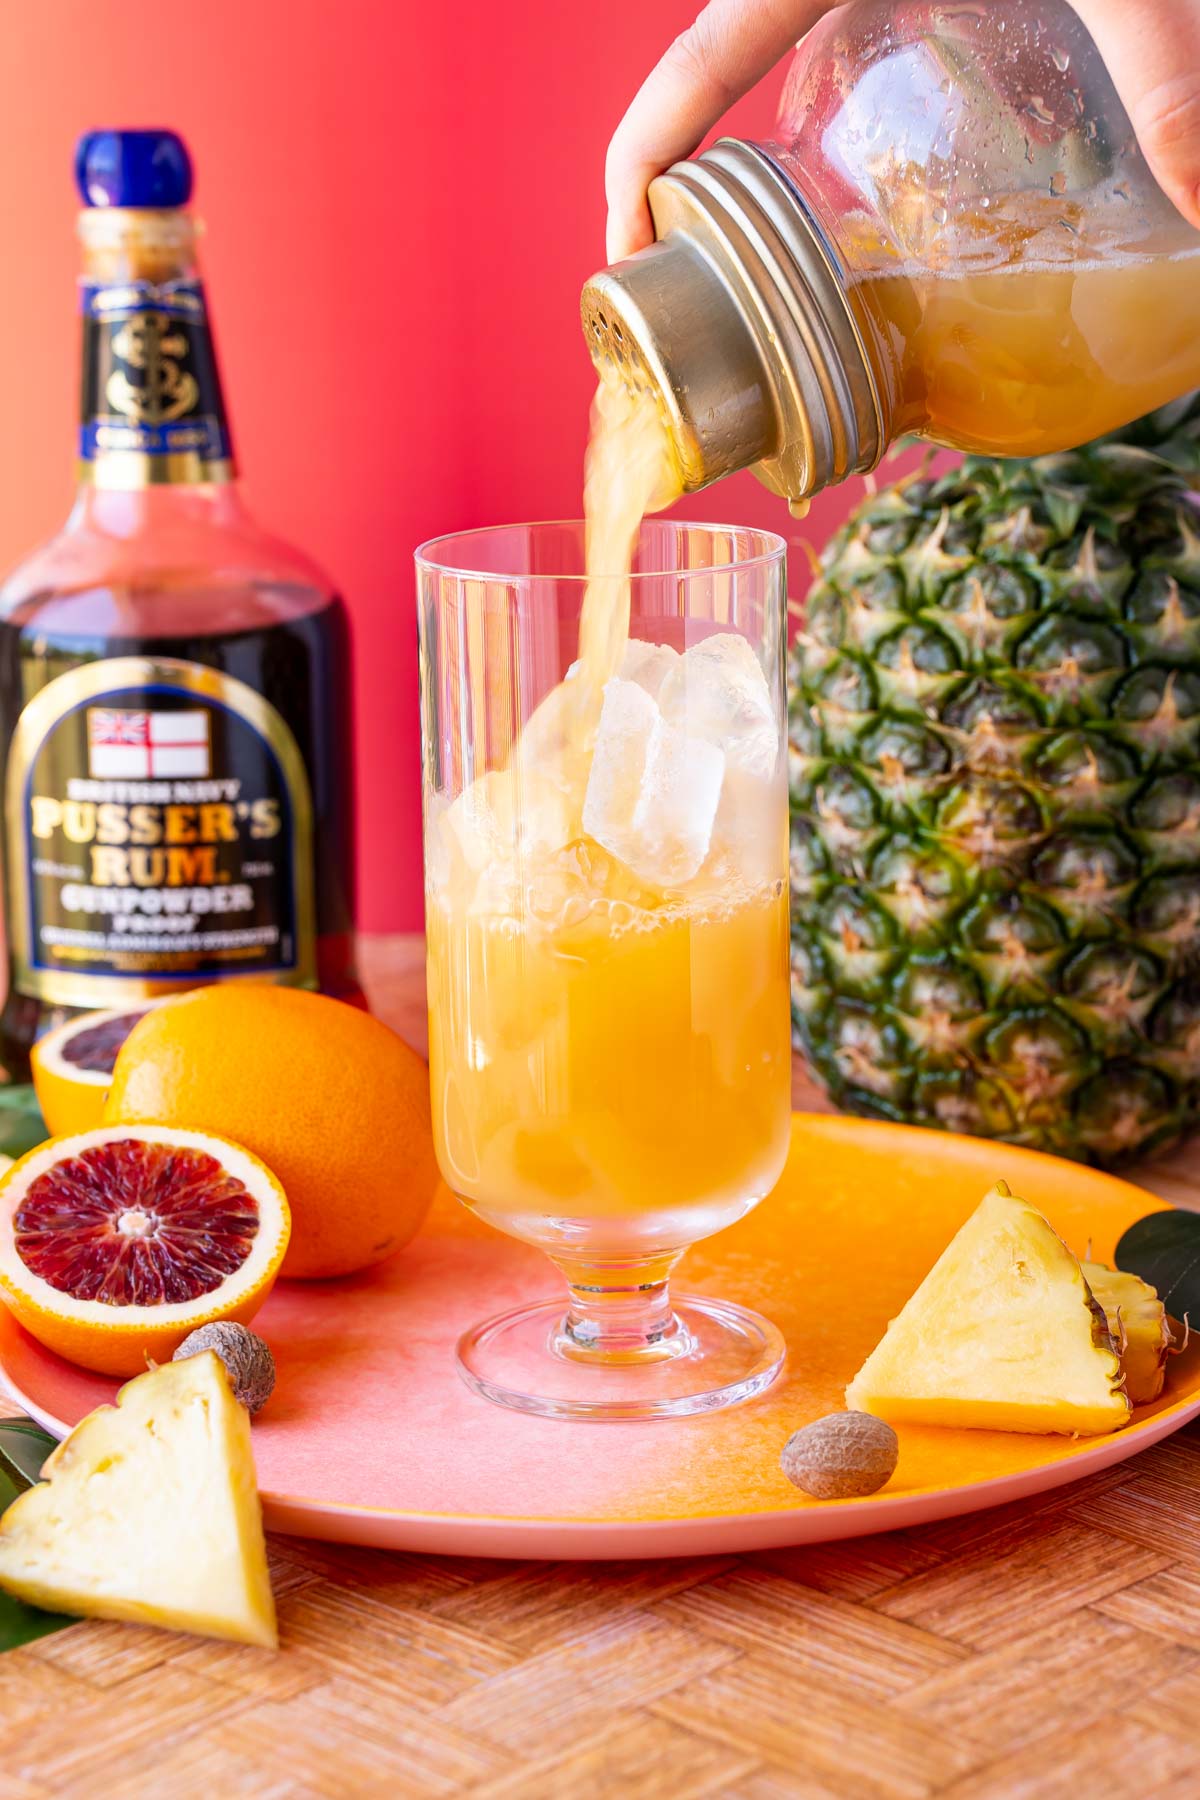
[{"left": 456, "top": 1294, "right": 785, "bottom": 1421}]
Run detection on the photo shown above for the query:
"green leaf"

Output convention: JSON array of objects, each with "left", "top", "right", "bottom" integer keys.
[
  {"left": 0, "top": 1085, "right": 46, "bottom": 1160},
  {"left": 0, "top": 1464, "right": 74, "bottom": 1651},
  {"left": 0, "top": 1419, "right": 55, "bottom": 1494},
  {"left": 1115, "top": 1210, "right": 1200, "bottom": 1325}
]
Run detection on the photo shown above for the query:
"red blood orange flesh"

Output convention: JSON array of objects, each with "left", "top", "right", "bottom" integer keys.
[
  {"left": 14, "top": 1138, "right": 259, "bottom": 1307},
  {"left": 32, "top": 1003, "right": 159, "bottom": 1138},
  {"left": 58, "top": 1011, "right": 149, "bottom": 1075},
  {"left": 0, "top": 1126, "right": 290, "bottom": 1376}
]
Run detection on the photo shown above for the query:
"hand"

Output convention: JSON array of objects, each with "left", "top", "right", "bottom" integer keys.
[{"left": 604, "top": 0, "right": 1200, "bottom": 261}]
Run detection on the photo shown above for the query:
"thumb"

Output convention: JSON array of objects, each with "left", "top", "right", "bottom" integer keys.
[
  {"left": 1071, "top": 0, "right": 1200, "bottom": 228},
  {"left": 604, "top": 0, "right": 838, "bottom": 264}
]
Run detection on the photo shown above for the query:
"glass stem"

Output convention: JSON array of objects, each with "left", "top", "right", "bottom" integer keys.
[{"left": 549, "top": 1251, "right": 693, "bottom": 1365}]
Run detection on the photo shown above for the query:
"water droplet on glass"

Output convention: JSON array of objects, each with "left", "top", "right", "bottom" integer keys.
[
  {"left": 1049, "top": 171, "right": 1067, "bottom": 198},
  {"left": 1051, "top": 44, "right": 1070, "bottom": 71},
  {"left": 932, "top": 204, "right": 948, "bottom": 225}
]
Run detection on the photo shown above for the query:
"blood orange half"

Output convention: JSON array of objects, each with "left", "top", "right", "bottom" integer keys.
[
  {"left": 0, "top": 1126, "right": 290, "bottom": 1375},
  {"left": 31, "top": 1005, "right": 158, "bottom": 1137}
]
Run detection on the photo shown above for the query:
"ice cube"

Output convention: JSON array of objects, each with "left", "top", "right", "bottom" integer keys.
[
  {"left": 659, "top": 631, "right": 778, "bottom": 779},
  {"left": 469, "top": 856, "right": 521, "bottom": 922},
  {"left": 422, "top": 790, "right": 453, "bottom": 892},
  {"left": 581, "top": 678, "right": 657, "bottom": 870},
  {"left": 704, "top": 760, "right": 788, "bottom": 888},
  {"left": 515, "top": 767, "right": 580, "bottom": 859},
  {"left": 523, "top": 843, "right": 594, "bottom": 932},
  {"left": 582, "top": 677, "right": 724, "bottom": 889},
  {"left": 620, "top": 637, "right": 680, "bottom": 701},
  {"left": 438, "top": 771, "right": 513, "bottom": 881},
  {"left": 514, "top": 662, "right": 586, "bottom": 768},
  {"left": 632, "top": 713, "right": 725, "bottom": 886},
  {"left": 436, "top": 767, "right": 575, "bottom": 904}
]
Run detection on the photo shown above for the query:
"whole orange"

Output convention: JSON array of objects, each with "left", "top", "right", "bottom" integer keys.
[{"left": 103, "top": 986, "right": 439, "bottom": 1279}]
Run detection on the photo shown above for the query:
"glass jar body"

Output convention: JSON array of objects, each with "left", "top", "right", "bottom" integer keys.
[
  {"left": 583, "top": 0, "right": 1200, "bottom": 501},
  {"left": 770, "top": 0, "right": 1200, "bottom": 457}
]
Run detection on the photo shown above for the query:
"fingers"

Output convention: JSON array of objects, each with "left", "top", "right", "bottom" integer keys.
[
  {"left": 1070, "top": 0, "right": 1200, "bottom": 227},
  {"left": 604, "top": 0, "right": 839, "bottom": 261},
  {"left": 603, "top": 0, "right": 1200, "bottom": 265}
]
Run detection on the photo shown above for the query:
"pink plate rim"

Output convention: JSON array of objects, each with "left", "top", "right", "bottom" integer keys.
[{"left": 5, "top": 1356, "right": 1199, "bottom": 1560}]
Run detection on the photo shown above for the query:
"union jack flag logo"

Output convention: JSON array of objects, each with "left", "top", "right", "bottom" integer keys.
[
  {"left": 90, "top": 710, "right": 149, "bottom": 748},
  {"left": 87, "top": 708, "right": 211, "bottom": 779}
]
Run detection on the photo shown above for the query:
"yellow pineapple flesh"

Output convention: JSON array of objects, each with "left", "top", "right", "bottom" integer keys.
[
  {"left": 1082, "top": 1262, "right": 1174, "bottom": 1406},
  {"left": 0, "top": 1351, "right": 276, "bottom": 1647},
  {"left": 846, "top": 1182, "right": 1130, "bottom": 1435}
]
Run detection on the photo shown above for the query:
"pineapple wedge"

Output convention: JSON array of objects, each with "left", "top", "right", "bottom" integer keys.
[
  {"left": 846, "top": 1182, "right": 1130, "bottom": 1435},
  {"left": 0, "top": 1351, "right": 276, "bottom": 1647},
  {"left": 1082, "top": 1263, "right": 1174, "bottom": 1406}
]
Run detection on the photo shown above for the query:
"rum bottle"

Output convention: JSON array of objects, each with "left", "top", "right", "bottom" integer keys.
[{"left": 0, "top": 129, "right": 357, "bottom": 1081}]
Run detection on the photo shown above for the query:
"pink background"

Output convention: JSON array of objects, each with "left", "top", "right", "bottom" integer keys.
[{"left": 0, "top": 0, "right": 859, "bottom": 931}]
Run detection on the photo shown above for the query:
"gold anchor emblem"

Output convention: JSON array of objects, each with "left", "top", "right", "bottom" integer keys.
[{"left": 106, "top": 311, "right": 199, "bottom": 425}]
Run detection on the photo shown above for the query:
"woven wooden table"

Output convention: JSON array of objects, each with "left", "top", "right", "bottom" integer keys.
[{"left": 3, "top": 932, "right": 1200, "bottom": 1799}]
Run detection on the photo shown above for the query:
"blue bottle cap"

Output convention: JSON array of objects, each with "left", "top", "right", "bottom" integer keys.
[{"left": 74, "top": 130, "right": 193, "bottom": 209}]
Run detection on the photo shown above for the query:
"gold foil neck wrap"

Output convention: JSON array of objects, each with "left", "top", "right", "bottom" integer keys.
[{"left": 80, "top": 453, "right": 235, "bottom": 489}]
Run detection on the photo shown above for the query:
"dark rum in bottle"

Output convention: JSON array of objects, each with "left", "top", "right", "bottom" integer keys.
[{"left": 0, "top": 130, "right": 357, "bottom": 1081}]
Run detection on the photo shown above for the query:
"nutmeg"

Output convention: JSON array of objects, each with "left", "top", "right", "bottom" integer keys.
[
  {"left": 173, "top": 1322, "right": 275, "bottom": 1416},
  {"left": 780, "top": 1411, "right": 899, "bottom": 1499}
]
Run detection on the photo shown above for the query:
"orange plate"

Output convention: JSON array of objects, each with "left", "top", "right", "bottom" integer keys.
[{"left": 2, "top": 1115, "right": 1198, "bottom": 1559}]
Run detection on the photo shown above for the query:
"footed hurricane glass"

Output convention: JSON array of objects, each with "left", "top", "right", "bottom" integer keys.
[{"left": 416, "top": 520, "right": 791, "bottom": 1420}]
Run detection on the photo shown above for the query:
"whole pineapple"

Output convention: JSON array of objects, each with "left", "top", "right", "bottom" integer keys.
[{"left": 788, "top": 396, "right": 1200, "bottom": 1165}]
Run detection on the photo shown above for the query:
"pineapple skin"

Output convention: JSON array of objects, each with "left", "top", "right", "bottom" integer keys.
[
  {"left": 1082, "top": 1262, "right": 1174, "bottom": 1405},
  {"left": 789, "top": 398, "right": 1200, "bottom": 1165},
  {"left": 0, "top": 1352, "right": 277, "bottom": 1648}
]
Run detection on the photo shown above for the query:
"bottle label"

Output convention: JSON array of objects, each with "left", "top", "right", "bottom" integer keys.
[
  {"left": 79, "top": 278, "right": 235, "bottom": 485},
  {"left": 5, "top": 657, "right": 316, "bottom": 1006}
]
